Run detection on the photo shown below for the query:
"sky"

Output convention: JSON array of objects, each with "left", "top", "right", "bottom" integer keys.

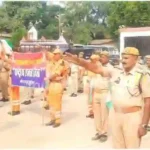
[{"left": 0, "top": 1, "right": 2, "bottom": 6}]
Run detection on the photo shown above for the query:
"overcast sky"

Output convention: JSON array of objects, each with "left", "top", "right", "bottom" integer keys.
[{"left": 0, "top": 1, "right": 2, "bottom": 6}]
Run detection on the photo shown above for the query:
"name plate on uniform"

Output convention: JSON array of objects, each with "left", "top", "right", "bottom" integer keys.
[{"left": 11, "top": 52, "right": 46, "bottom": 88}]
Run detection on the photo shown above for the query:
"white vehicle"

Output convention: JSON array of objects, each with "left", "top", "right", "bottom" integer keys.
[
  {"left": 119, "top": 27, "right": 150, "bottom": 58},
  {"left": 73, "top": 44, "right": 85, "bottom": 48}
]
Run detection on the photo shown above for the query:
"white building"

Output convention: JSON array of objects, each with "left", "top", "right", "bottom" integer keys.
[{"left": 28, "top": 26, "right": 38, "bottom": 40}]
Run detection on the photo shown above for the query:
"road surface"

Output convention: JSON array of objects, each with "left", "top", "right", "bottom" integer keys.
[{"left": 0, "top": 88, "right": 149, "bottom": 148}]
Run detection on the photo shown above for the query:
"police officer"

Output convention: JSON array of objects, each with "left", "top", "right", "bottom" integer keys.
[
  {"left": 92, "top": 51, "right": 113, "bottom": 142},
  {"left": 69, "top": 54, "right": 79, "bottom": 97},
  {"left": 0, "top": 49, "right": 10, "bottom": 102},
  {"left": 86, "top": 54, "right": 99, "bottom": 118},
  {"left": 78, "top": 52, "right": 84, "bottom": 93},
  {"left": 64, "top": 47, "right": 150, "bottom": 148},
  {"left": 46, "top": 48, "right": 66, "bottom": 127},
  {"left": 144, "top": 55, "right": 150, "bottom": 131}
]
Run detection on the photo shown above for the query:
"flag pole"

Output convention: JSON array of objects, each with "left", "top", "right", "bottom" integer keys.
[{"left": 42, "top": 51, "right": 46, "bottom": 126}]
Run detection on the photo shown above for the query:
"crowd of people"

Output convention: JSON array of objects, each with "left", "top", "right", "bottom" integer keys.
[
  {"left": 63, "top": 47, "right": 150, "bottom": 149},
  {"left": 0, "top": 42, "right": 150, "bottom": 148}
]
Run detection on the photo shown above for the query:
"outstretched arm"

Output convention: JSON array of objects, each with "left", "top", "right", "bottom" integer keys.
[{"left": 63, "top": 53, "right": 105, "bottom": 75}]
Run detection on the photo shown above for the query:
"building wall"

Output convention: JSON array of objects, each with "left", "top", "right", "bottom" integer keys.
[{"left": 0, "top": 34, "right": 12, "bottom": 40}]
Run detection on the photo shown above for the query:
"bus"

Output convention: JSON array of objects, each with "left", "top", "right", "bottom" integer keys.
[{"left": 84, "top": 45, "right": 119, "bottom": 55}]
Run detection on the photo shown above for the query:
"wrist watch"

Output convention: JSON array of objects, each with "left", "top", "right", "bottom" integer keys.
[{"left": 141, "top": 124, "right": 148, "bottom": 129}]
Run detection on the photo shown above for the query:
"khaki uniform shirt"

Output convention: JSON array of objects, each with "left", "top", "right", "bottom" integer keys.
[
  {"left": 50, "top": 59, "right": 66, "bottom": 80},
  {"left": 70, "top": 63, "right": 78, "bottom": 76},
  {"left": 87, "top": 61, "right": 101, "bottom": 83},
  {"left": 0, "top": 60, "right": 10, "bottom": 72},
  {"left": 93, "top": 63, "right": 113, "bottom": 91},
  {"left": 109, "top": 67, "right": 150, "bottom": 108}
]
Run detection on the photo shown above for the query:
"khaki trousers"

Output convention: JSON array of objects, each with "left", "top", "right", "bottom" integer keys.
[
  {"left": 70, "top": 73, "right": 78, "bottom": 94},
  {"left": 23, "top": 87, "right": 34, "bottom": 101},
  {"left": 109, "top": 108, "right": 142, "bottom": 148},
  {"left": 0, "top": 72, "right": 9, "bottom": 99},
  {"left": 48, "top": 82, "right": 63, "bottom": 124},
  {"left": 78, "top": 76, "right": 83, "bottom": 91},
  {"left": 93, "top": 92, "right": 108, "bottom": 134},
  {"left": 86, "top": 79, "right": 94, "bottom": 115}
]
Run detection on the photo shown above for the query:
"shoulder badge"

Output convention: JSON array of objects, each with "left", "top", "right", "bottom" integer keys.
[
  {"left": 60, "top": 60, "right": 65, "bottom": 66},
  {"left": 136, "top": 70, "right": 143, "bottom": 75}
]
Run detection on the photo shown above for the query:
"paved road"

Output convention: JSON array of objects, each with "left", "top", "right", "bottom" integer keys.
[{"left": 0, "top": 88, "right": 149, "bottom": 148}]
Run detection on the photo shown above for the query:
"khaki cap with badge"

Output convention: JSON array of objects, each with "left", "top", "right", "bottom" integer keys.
[
  {"left": 100, "top": 51, "right": 110, "bottom": 57},
  {"left": 90, "top": 54, "right": 99, "bottom": 60},
  {"left": 78, "top": 52, "right": 84, "bottom": 58},
  {"left": 122, "top": 47, "right": 140, "bottom": 56},
  {"left": 53, "top": 48, "right": 62, "bottom": 54}
]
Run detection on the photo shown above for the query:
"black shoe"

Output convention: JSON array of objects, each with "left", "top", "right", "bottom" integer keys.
[
  {"left": 53, "top": 123, "right": 61, "bottom": 128},
  {"left": 70, "top": 93, "right": 74, "bottom": 97},
  {"left": 147, "top": 125, "right": 150, "bottom": 131},
  {"left": 30, "top": 96, "right": 34, "bottom": 99},
  {"left": 44, "top": 105, "right": 49, "bottom": 110},
  {"left": 92, "top": 133, "right": 101, "bottom": 140},
  {"left": 72, "top": 94, "right": 77, "bottom": 97},
  {"left": 22, "top": 100, "right": 31, "bottom": 105},
  {"left": 8, "top": 111, "right": 20, "bottom": 116},
  {"left": 1, "top": 98, "right": 9, "bottom": 102},
  {"left": 78, "top": 90, "right": 83, "bottom": 93},
  {"left": 99, "top": 133, "right": 108, "bottom": 142},
  {"left": 45, "top": 120, "right": 55, "bottom": 126},
  {"left": 86, "top": 114, "right": 94, "bottom": 118}
]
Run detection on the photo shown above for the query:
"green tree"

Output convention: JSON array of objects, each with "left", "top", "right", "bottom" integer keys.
[
  {"left": 62, "top": 2, "right": 110, "bottom": 44},
  {"left": 10, "top": 27, "right": 27, "bottom": 47},
  {"left": 107, "top": 1, "right": 150, "bottom": 39}
]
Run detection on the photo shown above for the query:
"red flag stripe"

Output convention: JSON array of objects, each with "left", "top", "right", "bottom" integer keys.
[{"left": 13, "top": 52, "right": 44, "bottom": 60}]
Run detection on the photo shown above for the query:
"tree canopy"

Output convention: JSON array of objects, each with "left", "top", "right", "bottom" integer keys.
[{"left": 0, "top": 1, "right": 150, "bottom": 46}]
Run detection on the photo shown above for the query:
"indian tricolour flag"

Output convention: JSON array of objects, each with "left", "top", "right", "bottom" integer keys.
[{"left": 0, "top": 39, "right": 13, "bottom": 55}]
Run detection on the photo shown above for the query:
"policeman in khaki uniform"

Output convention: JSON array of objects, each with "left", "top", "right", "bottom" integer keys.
[
  {"left": 0, "top": 52, "right": 10, "bottom": 102},
  {"left": 69, "top": 56, "right": 79, "bottom": 97},
  {"left": 64, "top": 47, "right": 150, "bottom": 148},
  {"left": 144, "top": 55, "right": 150, "bottom": 131},
  {"left": 78, "top": 52, "right": 84, "bottom": 93},
  {"left": 92, "top": 51, "right": 113, "bottom": 142},
  {"left": 46, "top": 48, "right": 67, "bottom": 128},
  {"left": 86, "top": 54, "right": 100, "bottom": 118}
]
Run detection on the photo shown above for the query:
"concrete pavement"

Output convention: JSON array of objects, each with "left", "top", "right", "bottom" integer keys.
[{"left": 0, "top": 88, "right": 149, "bottom": 148}]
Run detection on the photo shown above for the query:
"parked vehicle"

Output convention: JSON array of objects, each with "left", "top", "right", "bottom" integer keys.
[{"left": 84, "top": 45, "right": 119, "bottom": 55}]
